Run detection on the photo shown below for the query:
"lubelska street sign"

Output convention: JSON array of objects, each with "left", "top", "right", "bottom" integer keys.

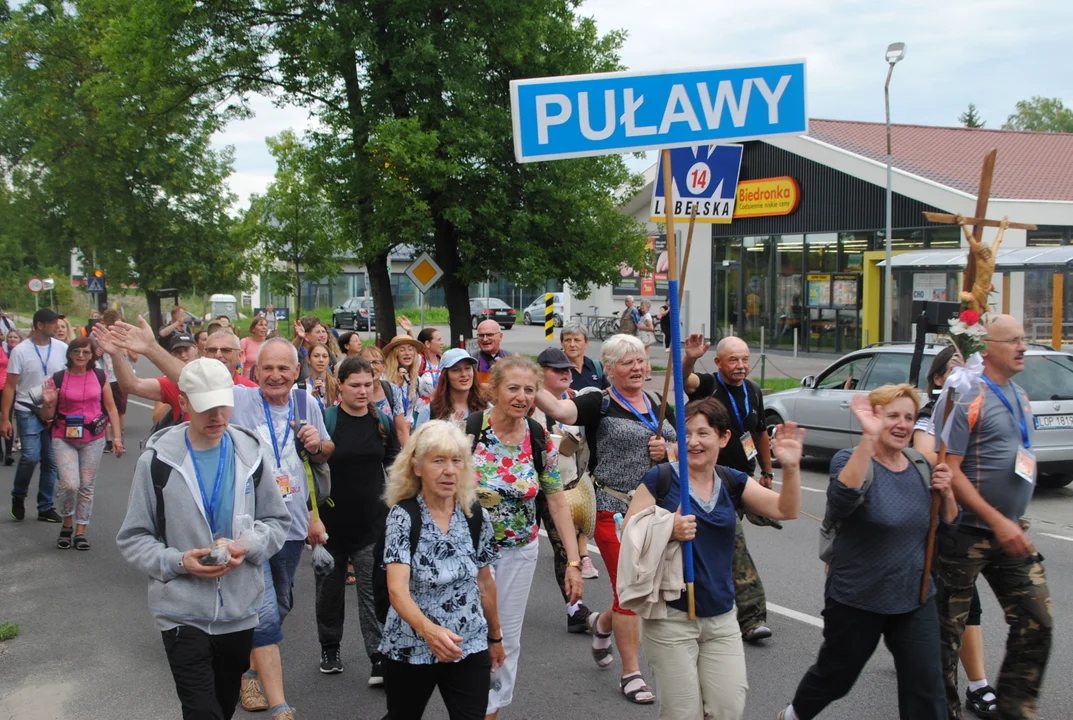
[
  {"left": 510, "top": 59, "right": 807, "bottom": 163},
  {"left": 649, "top": 144, "right": 744, "bottom": 224}
]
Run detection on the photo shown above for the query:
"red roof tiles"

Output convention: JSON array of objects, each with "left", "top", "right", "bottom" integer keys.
[{"left": 806, "top": 119, "right": 1073, "bottom": 202}]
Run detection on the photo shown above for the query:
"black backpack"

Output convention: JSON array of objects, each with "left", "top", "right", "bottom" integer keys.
[
  {"left": 148, "top": 447, "right": 264, "bottom": 545},
  {"left": 464, "top": 411, "right": 547, "bottom": 478},
  {"left": 52, "top": 369, "right": 108, "bottom": 417},
  {"left": 372, "top": 497, "right": 483, "bottom": 624}
]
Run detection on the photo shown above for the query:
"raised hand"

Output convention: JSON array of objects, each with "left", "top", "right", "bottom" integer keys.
[
  {"left": 91, "top": 323, "right": 121, "bottom": 355},
  {"left": 110, "top": 316, "right": 158, "bottom": 355},
  {"left": 293, "top": 321, "right": 306, "bottom": 342},
  {"left": 683, "top": 333, "right": 710, "bottom": 361},
  {"left": 849, "top": 393, "right": 884, "bottom": 438},
  {"left": 41, "top": 376, "right": 58, "bottom": 408},
  {"left": 771, "top": 422, "right": 805, "bottom": 468}
]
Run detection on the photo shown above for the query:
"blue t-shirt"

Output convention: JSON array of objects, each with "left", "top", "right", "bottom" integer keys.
[
  {"left": 190, "top": 440, "right": 237, "bottom": 538},
  {"left": 640, "top": 462, "right": 749, "bottom": 618}
]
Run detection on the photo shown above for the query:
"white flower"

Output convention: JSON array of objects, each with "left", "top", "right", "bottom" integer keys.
[
  {"left": 966, "top": 323, "right": 989, "bottom": 337},
  {"left": 948, "top": 320, "right": 968, "bottom": 335}
]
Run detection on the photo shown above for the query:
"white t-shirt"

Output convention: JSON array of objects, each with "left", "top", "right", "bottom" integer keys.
[
  {"left": 8, "top": 337, "right": 68, "bottom": 405},
  {"left": 231, "top": 385, "right": 329, "bottom": 542},
  {"left": 100, "top": 352, "right": 135, "bottom": 384}
]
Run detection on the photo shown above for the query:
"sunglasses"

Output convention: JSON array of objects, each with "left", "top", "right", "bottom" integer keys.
[{"left": 70, "top": 348, "right": 93, "bottom": 356}]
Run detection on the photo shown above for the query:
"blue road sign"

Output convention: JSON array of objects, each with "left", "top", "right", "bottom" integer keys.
[
  {"left": 649, "top": 145, "right": 744, "bottom": 223},
  {"left": 86, "top": 276, "right": 104, "bottom": 294},
  {"left": 510, "top": 59, "right": 807, "bottom": 163}
]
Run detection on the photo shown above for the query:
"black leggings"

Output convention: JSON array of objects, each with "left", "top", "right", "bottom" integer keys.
[{"left": 384, "top": 651, "right": 491, "bottom": 720}]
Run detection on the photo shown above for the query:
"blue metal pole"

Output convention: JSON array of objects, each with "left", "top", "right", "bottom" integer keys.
[{"left": 667, "top": 279, "right": 693, "bottom": 592}]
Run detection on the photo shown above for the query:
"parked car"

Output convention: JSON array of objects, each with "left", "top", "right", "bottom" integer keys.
[
  {"left": 332, "top": 297, "right": 376, "bottom": 330},
  {"left": 522, "top": 294, "right": 565, "bottom": 327},
  {"left": 141, "top": 309, "right": 202, "bottom": 329},
  {"left": 470, "top": 297, "right": 515, "bottom": 330},
  {"left": 764, "top": 343, "right": 1073, "bottom": 488}
]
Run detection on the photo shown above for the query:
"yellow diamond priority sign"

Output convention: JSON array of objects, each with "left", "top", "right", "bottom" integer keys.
[{"left": 405, "top": 253, "right": 444, "bottom": 294}]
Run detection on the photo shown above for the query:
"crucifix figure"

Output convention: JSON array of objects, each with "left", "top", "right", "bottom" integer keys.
[{"left": 921, "top": 148, "right": 1037, "bottom": 314}]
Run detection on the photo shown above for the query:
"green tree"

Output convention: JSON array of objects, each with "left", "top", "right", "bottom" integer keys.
[
  {"left": 0, "top": 0, "right": 255, "bottom": 332},
  {"left": 958, "top": 102, "right": 985, "bottom": 128},
  {"left": 236, "top": 130, "right": 345, "bottom": 312},
  {"left": 1002, "top": 96, "right": 1073, "bottom": 132}
]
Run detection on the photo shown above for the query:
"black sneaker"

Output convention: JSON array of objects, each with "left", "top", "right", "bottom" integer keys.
[
  {"left": 368, "top": 658, "right": 384, "bottom": 688},
  {"left": 38, "top": 508, "right": 62, "bottom": 523},
  {"left": 103, "top": 440, "right": 113, "bottom": 454},
  {"left": 567, "top": 602, "right": 593, "bottom": 634},
  {"left": 10, "top": 497, "right": 25, "bottom": 521},
  {"left": 319, "top": 647, "right": 343, "bottom": 674}
]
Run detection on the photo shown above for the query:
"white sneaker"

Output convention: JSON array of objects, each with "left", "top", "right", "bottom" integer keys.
[{"left": 581, "top": 556, "right": 600, "bottom": 579}]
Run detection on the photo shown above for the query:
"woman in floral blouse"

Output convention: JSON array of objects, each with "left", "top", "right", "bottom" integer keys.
[
  {"left": 473, "top": 355, "right": 584, "bottom": 719},
  {"left": 381, "top": 421, "right": 505, "bottom": 720}
]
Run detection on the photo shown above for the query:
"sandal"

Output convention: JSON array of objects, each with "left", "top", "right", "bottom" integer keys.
[
  {"left": 73, "top": 535, "right": 90, "bottom": 551},
  {"left": 57, "top": 527, "right": 73, "bottom": 550},
  {"left": 620, "top": 672, "right": 655, "bottom": 704},
  {"left": 346, "top": 569, "right": 356, "bottom": 585},
  {"left": 588, "top": 612, "right": 614, "bottom": 669},
  {"left": 966, "top": 685, "right": 998, "bottom": 720}
]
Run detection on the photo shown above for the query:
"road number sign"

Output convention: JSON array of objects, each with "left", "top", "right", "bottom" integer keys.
[
  {"left": 650, "top": 145, "right": 744, "bottom": 223},
  {"left": 27, "top": 277, "right": 43, "bottom": 294}
]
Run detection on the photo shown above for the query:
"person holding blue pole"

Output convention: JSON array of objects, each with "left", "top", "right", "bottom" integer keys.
[{"left": 621, "top": 397, "right": 804, "bottom": 719}]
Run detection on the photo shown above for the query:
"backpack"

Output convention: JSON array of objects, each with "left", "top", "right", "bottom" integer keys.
[
  {"left": 465, "top": 411, "right": 547, "bottom": 478},
  {"left": 323, "top": 403, "right": 393, "bottom": 441},
  {"left": 818, "top": 448, "right": 932, "bottom": 563},
  {"left": 372, "top": 497, "right": 484, "bottom": 624},
  {"left": 149, "top": 446, "right": 264, "bottom": 545}
]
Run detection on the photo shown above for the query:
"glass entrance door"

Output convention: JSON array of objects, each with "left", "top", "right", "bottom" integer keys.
[{"left": 712, "top": 262, "right": 741, "bottom": 341}]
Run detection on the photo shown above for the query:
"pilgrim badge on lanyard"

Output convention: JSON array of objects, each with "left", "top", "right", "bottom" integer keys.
[
  {"left": 276, "top": 473, "right": 293, "bottom": 498},
  {"left": 65, "top": 415, "right": 85, "bottom": 440},
  {"left": 740, "top": 431, "right": 758, "bottom": 461},
  {"left": 1015, "top": 448, "right": 1036, "bottom": 484}
]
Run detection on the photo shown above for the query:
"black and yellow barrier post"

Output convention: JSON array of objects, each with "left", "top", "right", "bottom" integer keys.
[{"left": 544, "top": 293, "right": 554, "bottom": 341}]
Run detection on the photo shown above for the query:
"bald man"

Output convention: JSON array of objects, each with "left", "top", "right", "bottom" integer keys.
[
  {"left": 470, "top": 319, "right": 511, "bottom": 384},
  {"left": 683, "top": 333, "right": 775, "bottom": 644},
  {"left": 933, "top": 315, "right": 1051, "bottom": 720}
]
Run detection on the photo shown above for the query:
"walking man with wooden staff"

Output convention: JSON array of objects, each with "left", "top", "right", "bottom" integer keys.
[{"left": 934, "top": 314, "right": 1053, "bottom": 720}]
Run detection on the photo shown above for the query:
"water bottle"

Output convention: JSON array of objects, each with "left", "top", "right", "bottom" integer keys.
[{"left": 613, "top": 512, "right": 624, "bottom": 541}]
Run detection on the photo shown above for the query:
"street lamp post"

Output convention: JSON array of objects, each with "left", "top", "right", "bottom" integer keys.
[{"left": 884, "top": 41, "right": 906, "bottom": 344}]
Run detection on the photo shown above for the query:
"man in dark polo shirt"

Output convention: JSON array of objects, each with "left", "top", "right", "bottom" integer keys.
[
  {"left": 559, "top": 322, "right": 606, "bottom": 391},
  {"left": 934, "top": 314, "right": 1052, "bottom": 720},
  {"left": 682, "top": 332, "right": 775, "bottom": 644}
]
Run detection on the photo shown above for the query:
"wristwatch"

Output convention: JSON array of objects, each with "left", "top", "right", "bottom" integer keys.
[
  {"left": 760, "top": 471, "right": 774, "bottom": 479},
  {"left": 566, "top": 560, "right": 582, "bottom": 570}
]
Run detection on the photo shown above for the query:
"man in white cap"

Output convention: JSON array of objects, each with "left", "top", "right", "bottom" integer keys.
[{"left": 117, "top": 359, "right": 290, "bottom": 720}]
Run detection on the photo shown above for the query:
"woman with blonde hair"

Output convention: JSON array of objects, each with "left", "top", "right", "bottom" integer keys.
[
  {"left": 361, "top": 345, "right": 409, "bottom": 445},
  {"left": 779, "top": 383, "right": 958, "bottom": 720},
  {"left": 383, "top": 335, "right": 424, "bottom": 428},
  {"left": 380, "top": 421, "right": 504, "bottom": 720},
  {"left": 472, "top": 354, "right": 583, "bottom": 718}
]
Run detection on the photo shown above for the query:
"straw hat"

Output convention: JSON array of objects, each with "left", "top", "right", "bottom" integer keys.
[{"left": 382, "top": 334, "right": 425, "bottom": 357}]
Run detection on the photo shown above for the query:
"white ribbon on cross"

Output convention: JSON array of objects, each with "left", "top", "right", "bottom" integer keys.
[{"left": 928, "top": 352, "right": 984, "bottom": 445}]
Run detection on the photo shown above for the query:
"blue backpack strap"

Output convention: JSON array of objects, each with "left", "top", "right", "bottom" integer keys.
[{"left": 323, "top": 404, "right": 337, "bottom": 438}]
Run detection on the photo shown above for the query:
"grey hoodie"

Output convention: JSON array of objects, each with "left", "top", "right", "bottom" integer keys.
[{"left": 117, "top": 423, "right": 290, "bottom": 635}]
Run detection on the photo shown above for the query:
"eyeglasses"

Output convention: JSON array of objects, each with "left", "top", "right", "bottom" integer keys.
[
  {"left": 70, "top": 349, "right": 93, "bottom": 356},
  {"left": 205, "top": 347, "right": 236, "bottom": 356},
  {"left": 985, "top": 336, "right": 1027, "bottom": 346},
  {"left": 477, "top": 333, "right": 501, "bottom": 339}
]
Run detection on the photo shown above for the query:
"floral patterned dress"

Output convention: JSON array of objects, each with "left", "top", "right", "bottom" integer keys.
[{"left": 472, "top": 411, "right": 562, "bottom": 549}]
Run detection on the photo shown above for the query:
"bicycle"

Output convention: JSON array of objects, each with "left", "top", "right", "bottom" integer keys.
[
  {"left": 594, "top": 310, "right": 620, "bottom": 340},
  {"left": 572, "top": 306, "right": 602, "bottom": 339}
]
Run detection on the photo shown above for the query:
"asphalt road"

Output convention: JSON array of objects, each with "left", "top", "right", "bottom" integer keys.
[{"left": 1, "top": 394, "right": 1070, "bottom": 720}]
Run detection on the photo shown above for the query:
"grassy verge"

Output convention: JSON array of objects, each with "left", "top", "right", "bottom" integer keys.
[
  {"left": 756, "top": 377, "right": 802, "bottom": 392},
  {"left": 0, "top": 622, "right": 19, "bottom": 641}
]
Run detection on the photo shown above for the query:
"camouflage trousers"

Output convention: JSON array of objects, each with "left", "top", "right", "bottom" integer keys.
[
  {"left": 734, "top": 516, "right": 767, "bottom": 633},
  {"left": 934, "top": 526, "right": 1052, "bottom": 720}
]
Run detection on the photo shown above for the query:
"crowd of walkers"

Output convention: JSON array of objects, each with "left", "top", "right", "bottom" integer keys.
[{"left": 2, "top": 303, "right": 1054, "bottom": 720}]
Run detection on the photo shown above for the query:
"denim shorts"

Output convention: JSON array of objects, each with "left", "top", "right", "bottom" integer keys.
[{"left": 252, "top": 540, "right": 305, "bottom": 648}]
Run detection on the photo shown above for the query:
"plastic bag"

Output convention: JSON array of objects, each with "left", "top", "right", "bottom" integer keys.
[
  {"left": 200, "top": 536, "right": 232, "bottom": 566},
  {"left": 232, "top": 515, "right": 257, "bottom": 553},
  {"left": 311, "top": 542, "right": 335, "bottom": 577}
]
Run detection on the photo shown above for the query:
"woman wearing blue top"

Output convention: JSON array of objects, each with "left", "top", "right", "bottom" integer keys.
[
  {"left": 380, "top": 420, "right": 505, "bottom": 720},
  {"left": 779, "top": 384, "right": 959, "bottom": 720},
  {"left": 622, "top": 398, "right": 805, "bottom": 720}
]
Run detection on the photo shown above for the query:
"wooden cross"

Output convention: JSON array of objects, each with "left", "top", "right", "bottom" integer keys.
[{"left": 921, "top": 149, "right": 1037, "bottom": 313}]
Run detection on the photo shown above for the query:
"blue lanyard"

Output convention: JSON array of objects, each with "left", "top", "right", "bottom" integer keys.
[
  {"left": 185, "top": 432, "right": 229, "bottom": 535},
  {"left": 261, "top": 392, "right": 294, "bottom": 469},
  {"left": 981, "top": 377, "right": 1030, "bottom": 448},
  {"left": 33, "top": 342, "right": 52, "bottom": 376},
  {"left": 611, "top": 387, "right": 660, "bottom": 434},
  {"left": 715, "top": 375, "right": 750, "bottom": 432}
]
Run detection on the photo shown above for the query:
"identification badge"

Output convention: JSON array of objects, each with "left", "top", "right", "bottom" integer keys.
[
  {"left": 1015, "top": 448, "right": 1036, "bottom": 483},
  {"left": 740, "top": 432, "right": 758, "bottom": 460},
  {"left": 65, "top": 415, "right": 84, "bottom": 439},
  {"left": 275, "top": 473, "right": 292, "bottom": 497}
]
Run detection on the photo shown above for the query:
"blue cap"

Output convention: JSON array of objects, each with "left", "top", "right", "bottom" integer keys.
[{"left": 440, "top": 347, "right": 477, "bottom": 370}]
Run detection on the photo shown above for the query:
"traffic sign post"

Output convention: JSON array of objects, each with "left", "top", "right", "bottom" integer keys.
[
  {"left": 86, "top": 276, "right": 105, "bottom": 293},
  {"left": 27, "top": 276, "right": 43, "bottom": 312},
  {"left": 510, "top": 58, "right": 809, "bottom": 620}
]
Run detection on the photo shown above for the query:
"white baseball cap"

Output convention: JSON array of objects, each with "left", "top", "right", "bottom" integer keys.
[{"left": 179, "top": 358, "right": 235, "bottom": 413}]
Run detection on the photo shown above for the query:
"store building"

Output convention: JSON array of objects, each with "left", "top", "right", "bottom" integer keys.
[{"left": 597, "top": 120, "right": 1073, "bottom": 352}]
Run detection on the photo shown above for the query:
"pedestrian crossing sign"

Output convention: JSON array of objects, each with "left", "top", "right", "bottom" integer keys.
[{"left": 86, "top": 276, "right": 105, "bottom": 294}]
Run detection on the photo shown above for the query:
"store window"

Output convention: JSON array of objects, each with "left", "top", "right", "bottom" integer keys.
[
  {"left": 806, "top": 234, "right": 838, "bottom": 272},
  {"left": 773, "top": 235, "right": 804, "bottom": 349},
  {"left": 742, "top": 236, "right": 772, "bottom": 345},
  {"left": 1024, "top": 270, "right": 1073, "bottom": 343},
  {"left": 1027, "top": 229, "right": 1068, "bottom": 247},
  {"left": 927, "top": 227, "right": 962, "bottom": 248},
  {"left": 840, "top": 233, "right": 870, "bottom": 271}
]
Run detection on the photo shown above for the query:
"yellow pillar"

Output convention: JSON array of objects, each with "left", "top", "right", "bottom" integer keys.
[
  {"left": 1001, "top": 273, "right": 1011, "bottom": 314},
  {"left": 1053, "top": 273, "right": 1064, "bottom": 351}
]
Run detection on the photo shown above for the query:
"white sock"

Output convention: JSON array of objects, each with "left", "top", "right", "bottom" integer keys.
[
  {"left": 783, "top": 706, "right": 798, "bottom": 720},
  {"left": 566, "top": 601, "right": 581, "bottom": 617},
  {"left": 968, "top": 679, "right": 989, "bottom": 692}
]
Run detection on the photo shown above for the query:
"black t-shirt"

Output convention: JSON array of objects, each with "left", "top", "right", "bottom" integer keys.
[
  {"left": 689, "top": 374, "right": 765, "bottom": 475},
  {"left": 569, "top": 357, "right": 605, "bottom": 392},
  {"left": 321, "top": 409, "right": 400, "bottom": 547}
]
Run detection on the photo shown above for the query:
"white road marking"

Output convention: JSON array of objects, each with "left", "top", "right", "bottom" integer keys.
[
  {"left": 773, "top": 479, "right": 825, "bottom": 494},
  {"left": 537, "top": 530, "right": 827, "bottom": 629},
  {"left": 1039, "top": 532, "right": 1073, "bottom": 543},
  {"left": 128, "top": 399, "right": 155, "bottom": 410}
]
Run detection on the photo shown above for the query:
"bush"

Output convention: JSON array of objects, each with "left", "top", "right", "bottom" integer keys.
[{"left": 0, "top": 622, "right": 19, "bottom": 641}]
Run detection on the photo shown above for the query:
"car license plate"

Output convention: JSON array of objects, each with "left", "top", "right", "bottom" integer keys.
[{"left": 1034, "top": 414, "right": 1073, "bottom": 430}]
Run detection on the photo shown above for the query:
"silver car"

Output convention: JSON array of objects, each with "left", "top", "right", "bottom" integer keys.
[{"left": 764, "top": 344, "right": 1073, "bottom": 488}]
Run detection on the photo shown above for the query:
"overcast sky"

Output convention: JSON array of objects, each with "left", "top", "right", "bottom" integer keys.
[{"left": 213, "top": 0, "right": 1072, "bottom": 207}]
